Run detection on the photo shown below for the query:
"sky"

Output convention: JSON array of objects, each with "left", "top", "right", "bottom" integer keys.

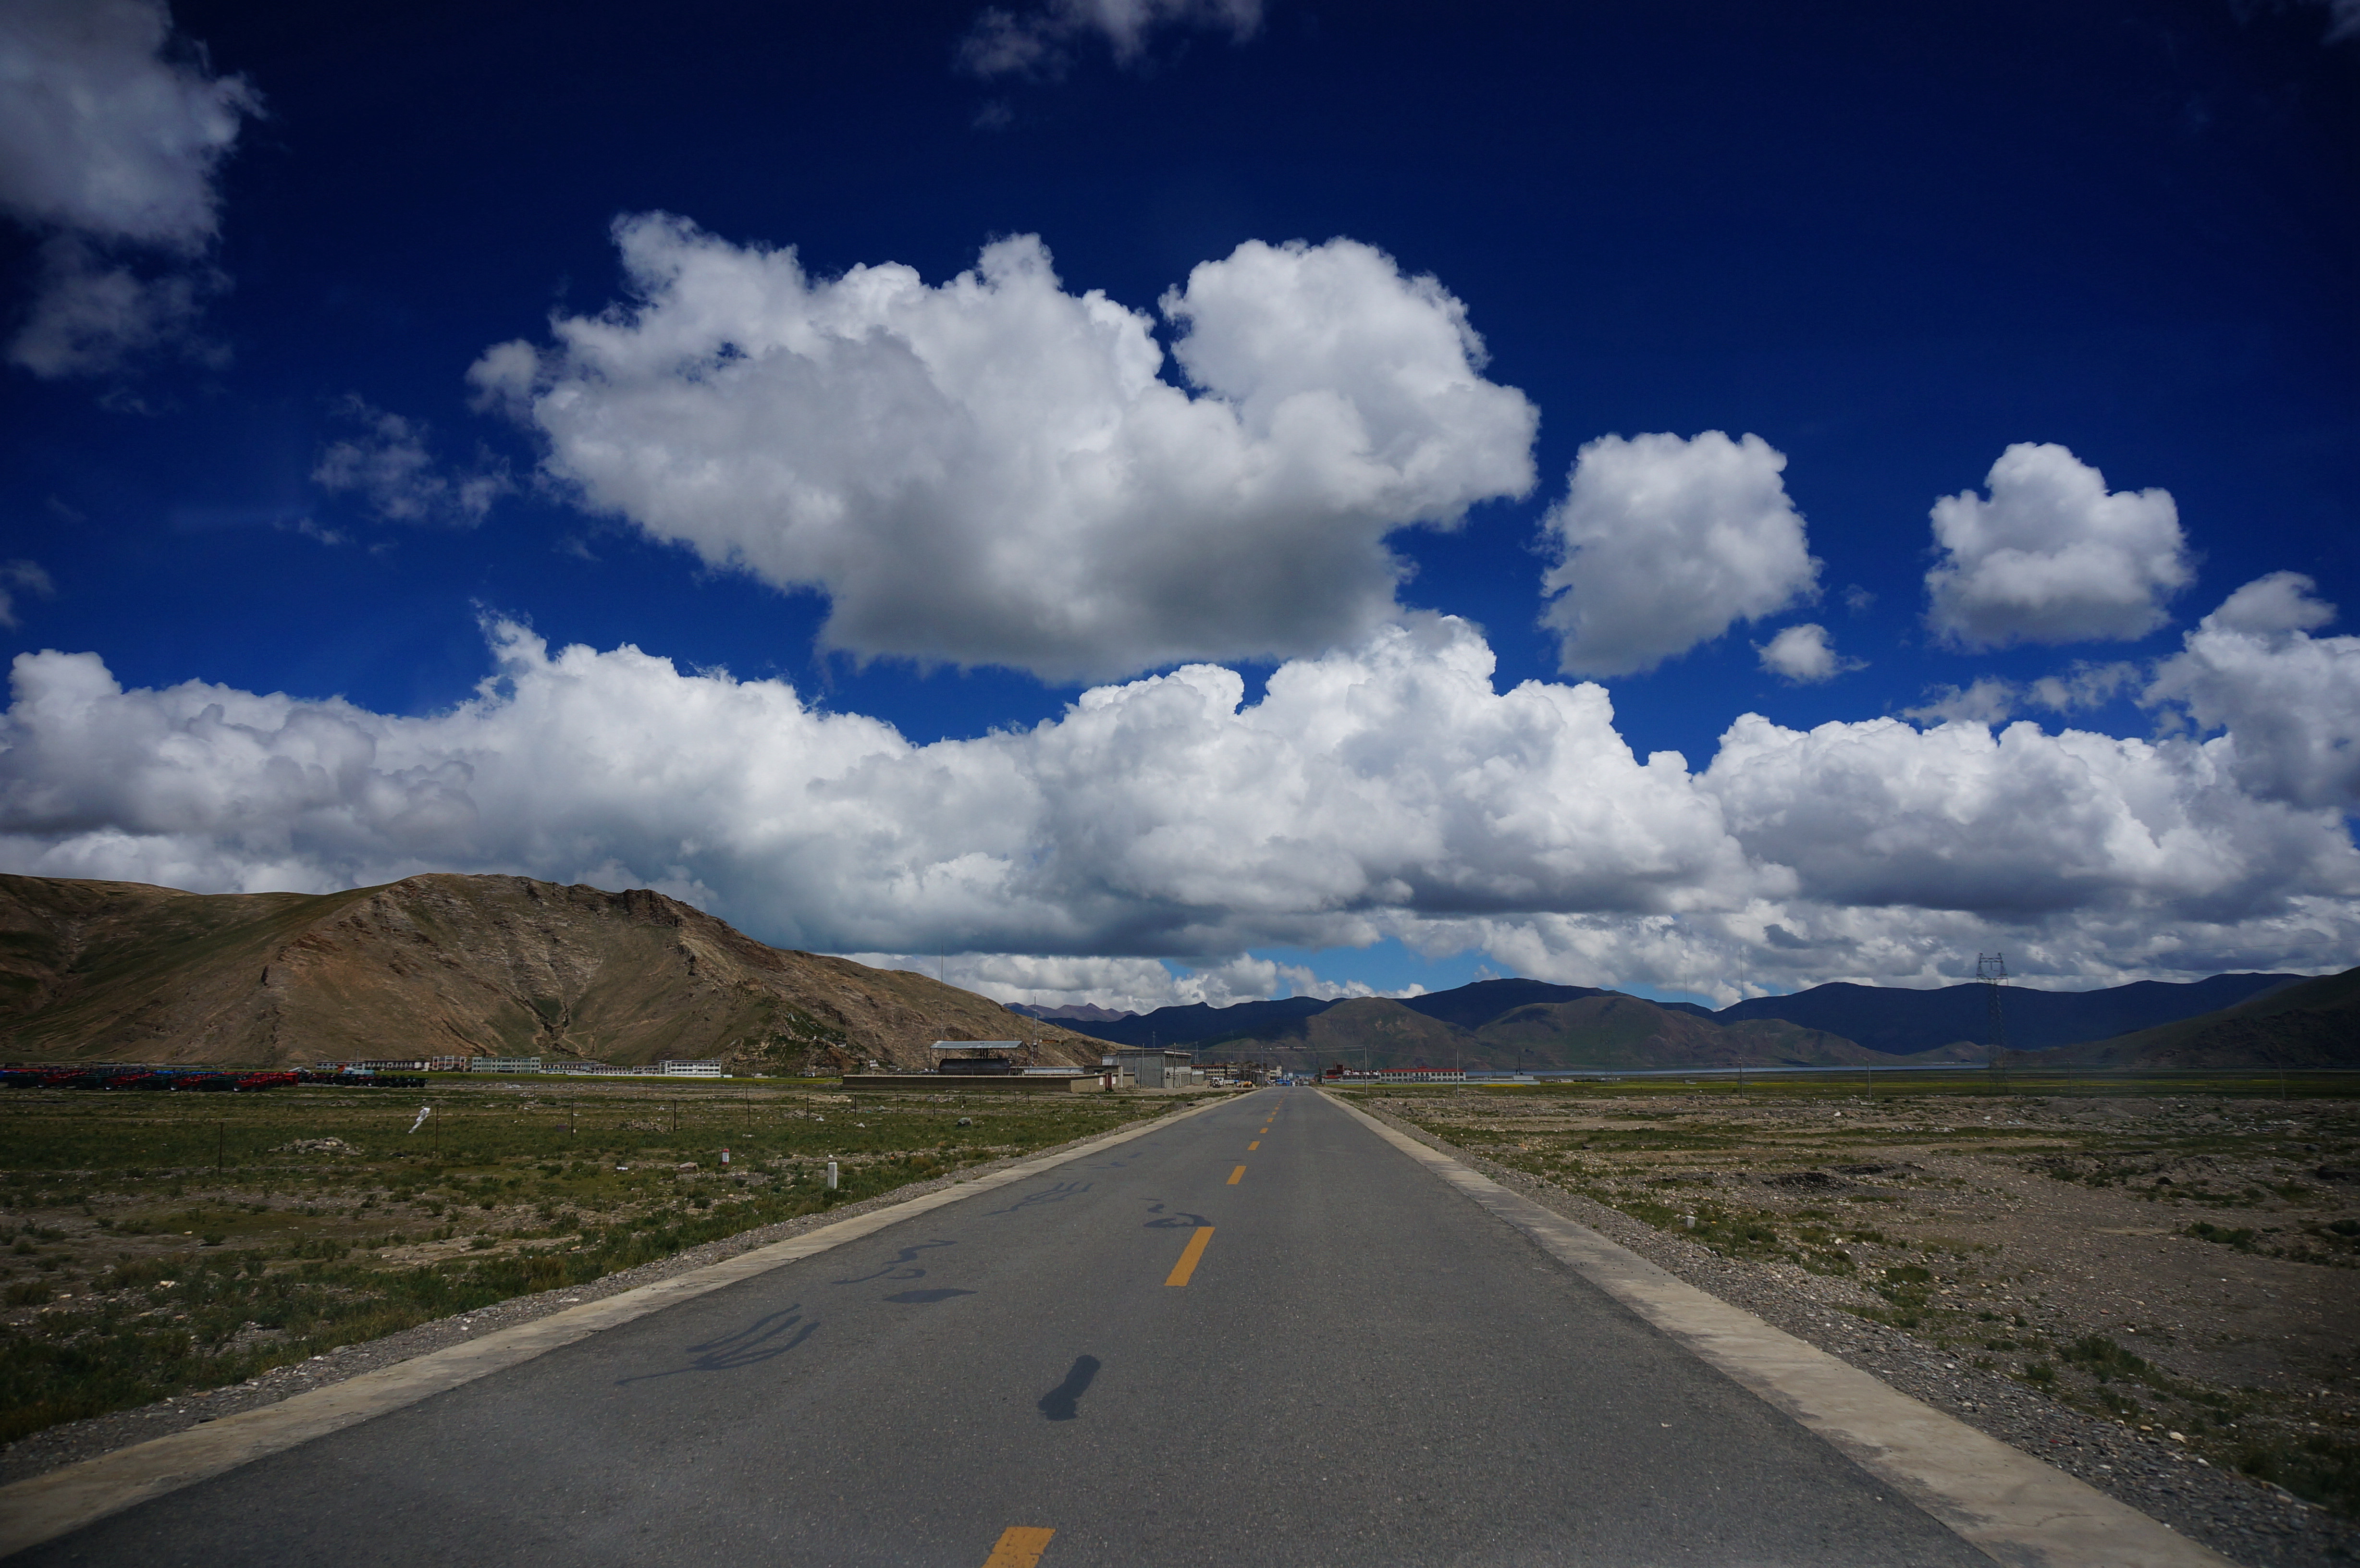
[{"left": 0, "top": 0, "right": 2355, "bottom": 1014}]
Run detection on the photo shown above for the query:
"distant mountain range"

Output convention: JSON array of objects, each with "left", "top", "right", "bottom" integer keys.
[
  {"left": 1706, "top": 972, "right": 2300, "bottom": 1054},
  {"left": 1010, "top": 969, "right": 2332, "bottom": 1072},
  {"left": 14, "top": 869, "right": 2335, "bottom": 1075},
  {"left": 1019, "top": 1003, "right": 1134, "bottom": 1023},
  {"left": 2001, "top": 967, "right": 2360, "bottom": 1068}
]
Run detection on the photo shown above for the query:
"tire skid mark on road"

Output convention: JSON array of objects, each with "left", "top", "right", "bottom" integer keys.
[{"left": 0, "top": 1095, "right": 1237, "bottom": 1561}]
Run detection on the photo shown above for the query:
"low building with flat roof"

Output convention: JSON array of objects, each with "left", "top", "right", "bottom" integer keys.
[{"left": 1101, "top": 1047, "right": 1198, "bottom": 1089}]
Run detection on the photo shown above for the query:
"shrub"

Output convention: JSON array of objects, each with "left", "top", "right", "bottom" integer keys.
[
  {"left": 2238, "top": 1431, "right": 2360, "bottom": 1516},
  {"left": 2061, "top": 1334, "right": 2149, "bottom": 1383}
]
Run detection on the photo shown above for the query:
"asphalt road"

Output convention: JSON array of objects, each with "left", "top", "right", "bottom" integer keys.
[{"left": 22, "top": 1088, "right": 1991, "bottom": 1567}]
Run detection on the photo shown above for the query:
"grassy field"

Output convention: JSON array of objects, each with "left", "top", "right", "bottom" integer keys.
[
  {"left": 1352, "top": 1069, "right": 2360, "bottom": 1516},
  {"left": 1495, "top": 1066, "right": 2360, "bottom": 1100},
  {"left": 0, "top": 1077, "right": 1175, "bottom": 1445}
]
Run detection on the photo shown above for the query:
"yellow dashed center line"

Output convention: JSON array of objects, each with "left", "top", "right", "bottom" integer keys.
[
  {"left": 982, "top": 1526, "right": 1057, "bottom": 1567},
  {"left": 1248, "top": 1140, "right": 1260, "bottom": 1150},
  {"left": 1166, "top": 1225, "right": 1215, "bottom": 1286},
  {"left": 1227, "top": 1164, "right": 1246, "bottom": 1185}
]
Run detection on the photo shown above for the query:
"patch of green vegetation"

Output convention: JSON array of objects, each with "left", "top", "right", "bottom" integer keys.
[
  {"left": 2237, "top": 1429, "right": 2360, "bottom": 1517},
  {"left": 2061, "top": 1333, "right": 2150, "bottom": 1384},
  {"left": 0, "top": 1082, "right": 1166, "bottom": 1443}
]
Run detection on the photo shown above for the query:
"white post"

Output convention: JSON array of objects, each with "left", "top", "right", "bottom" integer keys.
[{"left": 826, "top": 1160, "right": 839, "bottom": 1191}]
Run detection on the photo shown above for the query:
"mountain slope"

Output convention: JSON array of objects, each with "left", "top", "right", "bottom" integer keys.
[
  {"left": 1051, "top": 970, "right": 2297, "bottom": 1058},
  {"left": 1196, "top": 992, "right": 1928, "bottom": 1072},
  {"left": 1475, "top": 996, "right": 1898, "bottom": 1069},
  {"left": 0, "top": 873, "right": 1097, "bottom": 1071},
  {"left": 2002, "top": 967, "right": 2360, "bottom": 1068},
  {"left": 1048, "top": 994, "right": 1334, "bottom": 1049},
  {"left": 1716, "top": 972, "right": 2302, "bottom": 1054},
  {"left": 1397, "top": 979, "right": 1606, "bottom": 1029}
]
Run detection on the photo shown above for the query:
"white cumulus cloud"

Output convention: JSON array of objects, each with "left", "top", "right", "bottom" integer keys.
[
  {"left": 0, "top": 616, "right": 1749, "bottom": 955},
  {"left": 959, "top": 0, "right": 1260, "bottom": 77},
  {"left": 472, "top": 219, "right": 1536, "bottom": 682},
  {"left": 2, "top": 615, "right": 2355, "bottom": 1004},
  {"left": 1701, "top": 710, "right": 2356, "bottom": 920},
  {"left": 1540, "top": 431, "right": 1821, "bottom": 678},
  {"left": 1901, "top": 677, "right": 2021, "bottom": 726},
  {"left": 2027, "top": 660, "right": 2140, "bottom": 715},
  {"left": 311, "top": 397, "right": 513, "bottom": 527},
  {"left": 844, "top": 949, "right": 1400, "bottom": 1016},
  {"left": 2146, "top": 573, "right": 2360, "bottom": 812},
  {"left": 0, "top": 0, "right": 257, "bottom": 377},
  {"left": 6, "top": 233, "right": 223, "bottom": 378},
  {"left": 0, "top": 560, "right": 56, "bottom": 629},
  {"left": 1755, "top": 624, "right": 1859, "bottom": 684},
  {"left": 1924, "top": 442, "right": 2192, "bottom": 649}
]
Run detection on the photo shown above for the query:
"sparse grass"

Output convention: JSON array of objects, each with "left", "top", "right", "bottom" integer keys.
[
  {"left": 2237, "top": 1429, "right": 2360, "bottom": 1517},
  {"left": 0, "top": 1080, "right": 1174, "bottom": 1443},
  {"left": 1348, "top": 1077, "right": 2360, "bottom": 1516}
]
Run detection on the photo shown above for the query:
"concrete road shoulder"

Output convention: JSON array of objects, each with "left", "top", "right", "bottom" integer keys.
[{"left": 1324, "top": 1090, "right": 2231, "bottom": 1568}]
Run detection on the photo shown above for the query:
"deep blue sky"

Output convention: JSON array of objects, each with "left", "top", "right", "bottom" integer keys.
[{"left": 1, "top": 0, "right": 2353, "bottom": 1005}]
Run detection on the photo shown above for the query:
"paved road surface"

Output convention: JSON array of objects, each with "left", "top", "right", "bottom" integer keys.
[{"left": 24, "top": 1089, "right": 1991, "bottom": 1567}]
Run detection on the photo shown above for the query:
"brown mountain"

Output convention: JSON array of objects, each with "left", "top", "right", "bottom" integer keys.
[
  {"left": 0, "top": 872, "right": 1097, "bottom": 1072},
  {"left": 1473, "top": 995, "right": 1923, "bottom": 1069},
  {"left": 2000, "top": 965, "right": 2360, "bottom": 1069}
]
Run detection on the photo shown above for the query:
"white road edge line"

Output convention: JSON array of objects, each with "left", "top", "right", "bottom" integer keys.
[
  {"left": 1324, "top": 1090, "right": 2230, "bottom": 1568},
  {"left": 0, "top": 1092, "right": 1242, "bottom": 1560}
]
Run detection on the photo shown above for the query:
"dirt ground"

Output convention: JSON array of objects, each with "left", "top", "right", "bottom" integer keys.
[{"left": 1353, "top": 1082, "right": 2360, "bottom": 1566}]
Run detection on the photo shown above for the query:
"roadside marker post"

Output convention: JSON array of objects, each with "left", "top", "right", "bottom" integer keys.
[{"left": 826, "top": 1160, "right": 839, "bottom": 1191}]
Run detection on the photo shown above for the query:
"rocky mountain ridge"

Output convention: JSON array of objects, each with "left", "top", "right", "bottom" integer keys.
[
  {"left": 1025, "top": 969, "right": 2327, "bottom": 1073},
  {"left": 1999, "top": 966, "right": 2360, "bottom": 1068},
  {"left": 0, "top": 873, "right": 1095, "bottom": 1072}
]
